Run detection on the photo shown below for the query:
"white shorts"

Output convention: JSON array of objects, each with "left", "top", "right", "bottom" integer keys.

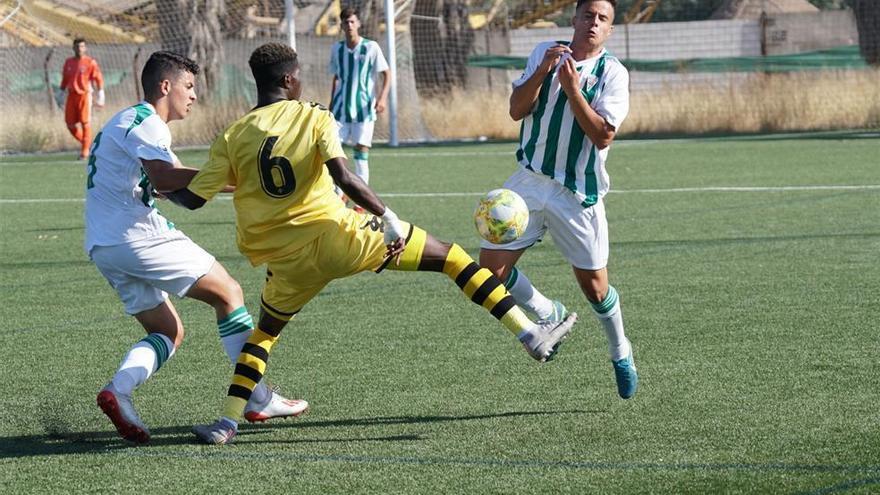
[
  {"left": 337, "top": 120, "right": 375, "bottom": 148},
  {"left": 480, "top": 168, "right": 609, "bottom": 270},
  {"left": 90, "top": 230, "right": 216, "bottom": 315}
]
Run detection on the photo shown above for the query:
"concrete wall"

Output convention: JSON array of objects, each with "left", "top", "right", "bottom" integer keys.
[
  {"left": 508, "top": 10, "right": 856, "bottom": 60},
  {"left": 764, "top": 10, "right": 858, "bottom": 54},
  {"left": 503, "top": 10, "right": 858, "bottom": 91},
  {"left": 510, "top": 19, "right": 762, "bottom": 60}
]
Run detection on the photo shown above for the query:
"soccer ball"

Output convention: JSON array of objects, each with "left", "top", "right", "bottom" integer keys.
[{"left": 473, "top": 188, "right": 529, "bottom": 244}]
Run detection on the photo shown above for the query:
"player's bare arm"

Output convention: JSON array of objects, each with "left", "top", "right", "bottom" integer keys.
[
  {"left": 375, "top": 69, "right": 391, "bottom": 114},
  {"left": 140, "top": 158, "right": 208, "bottom": 210},
  {"left": 325, "top": 157, "right": 385, "bottom": 215},
  {"left": 325, "top": 156, "right": 406, "bottom": 259},
  {"left": 329, "top": 75, "right": 338, "bottom": 108},
  {"left": 141, "top": 159, "right": 200, "bottom": 192},
  {"left": 558, "top": 57, "right": 616, "bottom": 149},
  {"left": 509, "top": 44, "right": 571, "bottom": 121}
]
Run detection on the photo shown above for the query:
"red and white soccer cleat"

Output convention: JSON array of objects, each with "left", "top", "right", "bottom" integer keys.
[
  {"left": 244, "top": 390, "right": 309, "bottom": 423},
  {"left": 97, "top": 385, "right": 150, "bottom": 444}
]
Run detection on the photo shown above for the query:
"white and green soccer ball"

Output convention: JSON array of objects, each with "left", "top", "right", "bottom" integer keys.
[{"left": 473, "top": 188, "right": 529, "bottom": 244}]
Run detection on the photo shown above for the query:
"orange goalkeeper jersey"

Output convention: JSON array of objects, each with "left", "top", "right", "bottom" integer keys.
[{"left": 61, "top": 55, "right": 103, "bottom": 95}]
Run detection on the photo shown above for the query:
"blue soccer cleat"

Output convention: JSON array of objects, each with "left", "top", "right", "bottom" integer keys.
[{"left": 612, "top": 352, "right": 638, "bottom": 399}]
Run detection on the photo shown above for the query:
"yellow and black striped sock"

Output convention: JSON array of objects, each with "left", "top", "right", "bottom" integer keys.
[
  {"left": 221, "top": 325, "right": 281, "bottom": 420},
  {"left": 384, "top": 227, "right": 533, "bottom": 336},
  {"left": 441, "top": 243, "right": 533, "bottom": 336}
]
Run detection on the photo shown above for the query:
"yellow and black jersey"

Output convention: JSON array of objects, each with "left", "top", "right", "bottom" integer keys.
[{"left": 189, "top": 100, "right": 346, "bottom": 265}]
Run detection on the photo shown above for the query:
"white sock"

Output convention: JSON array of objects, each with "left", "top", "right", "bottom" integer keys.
[
  {"left": 110, "top": 333, "right": 175, "bottom": 396},
  {"left": 354, "top": 158, "right": 369, "bottom": 184},
  {"left": 590, "top": 286, "right": 631, "bottom": 361},
  {"left": 505, "top": 267, "right": 553, "bottom": 319},
  {"left": 218, "top": 307, "right": 270, "bottom": 404}
]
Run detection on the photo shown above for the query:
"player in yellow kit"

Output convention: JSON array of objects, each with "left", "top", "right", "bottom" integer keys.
[{"left": 159, "top": 43, "right": 577, "bottom": 445}]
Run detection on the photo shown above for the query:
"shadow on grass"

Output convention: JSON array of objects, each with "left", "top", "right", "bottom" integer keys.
[{"left": 0, "top": 409, "right": 590, "bottom": 458}]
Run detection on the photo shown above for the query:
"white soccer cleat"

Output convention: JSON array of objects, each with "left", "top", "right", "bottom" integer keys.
[
  {"left": 244, "top": 389, "right": 309, "bottom": 423},
  {"left": 192, "top": 419, "right": 237, "bottom": 445},
  {"left": 97, "top": 385, "right": 150, "bottom": 444},
  {"left": 518, "top": 312, "right": 578, "bottom": 363}
]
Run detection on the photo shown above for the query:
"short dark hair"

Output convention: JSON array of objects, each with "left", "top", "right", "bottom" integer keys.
[
  {"left": 73, "top": 38, "right": 86, "bottom": 46},
  {"left": 249, "top": 43, "right": 299, "bottom": 91},
  {"left": 576, "top": 0, "right": 616, "bottom": 9},
  {"left": 141, "top": 51, "right": 200, "bottom": 99},
  {"left": 340, "top": 6, "right": 359, "bottom": 21}
]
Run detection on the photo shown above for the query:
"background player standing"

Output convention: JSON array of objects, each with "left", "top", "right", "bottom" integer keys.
[
  {"left": 60, "top": 38, "right": 104, "bottom": 160},
  {"left": 328, "top": 6, "right": 390, "bottom": 205}
]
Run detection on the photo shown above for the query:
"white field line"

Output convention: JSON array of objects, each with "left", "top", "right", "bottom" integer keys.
[{"left": 1, "top": 184, "right": 879, "bottom": 204}]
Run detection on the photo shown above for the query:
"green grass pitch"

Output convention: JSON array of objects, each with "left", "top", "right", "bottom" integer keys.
[{"left": 1, "top": 133, "right": 879, "bottom": 493}]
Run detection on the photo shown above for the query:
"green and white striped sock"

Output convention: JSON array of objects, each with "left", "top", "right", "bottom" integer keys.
[
  {"left": 218, "top": 306, "right": 269, "bottom": 403},
  {"left": 590, "top": 286, "right": 630, "bottom": 361},
  {"left": 353, "top": 149, "right": 369, "bottom": 184},
  {"left": 504, "top": 267, "right": 553, "bottom": 320},
  {"left": 218, "top": 306, "right": 254, "bottom": 363},
  {"left": 110, "top": 332, "right": 175, "bottom": 396}
]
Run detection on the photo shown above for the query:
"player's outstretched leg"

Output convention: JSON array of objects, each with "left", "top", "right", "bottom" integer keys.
[
  {"left": 387, "top": 227, "right": 577, "bottom": 362},
  {"left": 98, "top": 301, "right": 181, "bottom": 444}
]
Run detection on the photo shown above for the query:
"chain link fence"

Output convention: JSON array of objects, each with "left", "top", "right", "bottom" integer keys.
[{"left": 0, "top": 0, "right": 877, "bottom": 154}]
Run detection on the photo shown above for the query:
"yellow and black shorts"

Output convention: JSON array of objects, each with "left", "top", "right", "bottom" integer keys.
[{"left": 260, "top": 208, "right": 428, "bottom": 320}]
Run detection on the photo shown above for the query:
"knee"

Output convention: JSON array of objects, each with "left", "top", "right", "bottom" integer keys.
[
  {"left": 582, "top": 283, "right": 607, "bottom": 304},
  {"left": 219, "top": 276, "right": 244, "bottom": 307}
]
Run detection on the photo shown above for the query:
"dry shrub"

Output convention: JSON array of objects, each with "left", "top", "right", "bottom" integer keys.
[
  {"left": 422, "top": 69, "right": 880, "bottom": 139},
  {"left": 421, "top": 87, "right": 519, "bottom": 140},
  {"left": 0, "top": 105, "right": 82, "bottom": 154},
  {"left": 627, "top": 69, "right": 880, "bottom": 135},
  {"left": 3, "top": 69, "right": 878, "bottom": 154}
]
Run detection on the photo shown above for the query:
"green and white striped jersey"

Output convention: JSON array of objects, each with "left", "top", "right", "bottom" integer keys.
[
  {"left": 329, "top": 38, "right": 389, "bottom": 123},
  {"left": 84, "top": 101, "right": 178, "bottom": 254},
  {"left": 514, "top": 42, "right": 629, "bottom": 207}
]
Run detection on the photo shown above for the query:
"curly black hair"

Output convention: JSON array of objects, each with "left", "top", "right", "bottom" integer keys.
[
  {"left": 249, "top": 43, "right": 299, "bottom": 91},
  {"left": 141, "top": 51, "right": 200, "bottom": 99}
]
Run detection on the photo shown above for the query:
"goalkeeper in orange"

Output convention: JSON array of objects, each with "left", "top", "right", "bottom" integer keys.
[
  {"left": 59, "top": 38, "right": 104, "bottom": 159},
  {"left": 156, "top": 42, "right": 577, "bottom": 445}
]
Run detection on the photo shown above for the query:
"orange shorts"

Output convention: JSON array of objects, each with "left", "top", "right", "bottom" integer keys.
[{"left": 65, "top": 92, "right": 91, "bottom": 126}]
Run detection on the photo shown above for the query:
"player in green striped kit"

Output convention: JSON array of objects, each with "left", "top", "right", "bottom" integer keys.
[
  {"left": 328, "top": 6, "right": 390, "bottom": 210},
  {"left": 479, "top": 0, "right": 638, "bottom": 399}
]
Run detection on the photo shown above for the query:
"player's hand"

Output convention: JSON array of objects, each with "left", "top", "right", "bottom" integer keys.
[
  {"left": 381, "top": 207, "right": 406, "bottom": 265},
  {"left": 558, "top": 56, "right": 579, "bottom": 96},
  {"left": 54, "top": 88, "right": 65, "bottom": 109},
  {"left": 95, "top": 89, "right": 105, "bottom": 108},
  {"left": 385, "top": 237, "right": 406, "bottom": 264},
  {"left": 539, "top": 44, "right": 571, "bottom": 74},
  {"left": 376, "top": 98, "right": 387, "bottom": 114}
]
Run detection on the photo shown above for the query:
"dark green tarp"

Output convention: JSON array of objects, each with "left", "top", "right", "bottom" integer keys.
[{"left": 468, "top": 45, "right": 869, "bottom": 73}]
